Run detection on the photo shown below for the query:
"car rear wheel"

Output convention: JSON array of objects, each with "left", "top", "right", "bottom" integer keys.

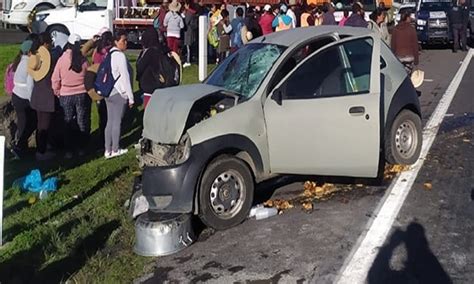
[
  {"left": 198, "top": 155, "right": 254, "bottom": 230},
  {"left": 386, "top": 110, "right": 422, "bottom": 165}
]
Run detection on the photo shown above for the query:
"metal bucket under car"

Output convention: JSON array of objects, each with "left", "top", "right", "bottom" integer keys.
[{"left": 134, "top": 212, "right": 195, "bottom": 256}]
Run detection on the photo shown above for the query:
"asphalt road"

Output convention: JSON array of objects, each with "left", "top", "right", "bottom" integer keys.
[
  {"left": 0, "top": 28, "right": 28, "bottom": 44},
  {"left": 134, "top": 50, "right": 472, "bottom": 283}
]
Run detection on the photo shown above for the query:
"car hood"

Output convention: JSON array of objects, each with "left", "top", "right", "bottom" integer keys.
[{"left": 142, "top": 83, "right": 226, "bottom": 144}]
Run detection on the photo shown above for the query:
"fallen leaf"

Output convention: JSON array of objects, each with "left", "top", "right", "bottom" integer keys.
[
  {"left": 264, "top": 199, "right": 293, "bottom": 210},
  {"left": 384, "top": 164, "right": 410, "bottom": 179},
  {"left": 356, "top": 184, "right": 364, "bottom": 188},
  {"left": 302, "top": 202, "right": 313, "bottom": 211},
  {"left": 463, "top": 138, "right": 471, "bottom": 143},
  {"left": 423, "top": 183, "right": 433, "bottom": 191}
]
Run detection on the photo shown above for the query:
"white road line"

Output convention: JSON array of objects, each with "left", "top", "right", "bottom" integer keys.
[{"left": 334, "top": 49, "right": 474, "bottom": 284}]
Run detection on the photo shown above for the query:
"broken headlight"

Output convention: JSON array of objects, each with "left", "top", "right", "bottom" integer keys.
[{"left": 138, "top": 134, "right": 191, "bottom": 168}]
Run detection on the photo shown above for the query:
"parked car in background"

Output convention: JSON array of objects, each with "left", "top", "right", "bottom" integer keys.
[
  {"left": 416, "top": 0, "right": 453, "bottom": 45},
  {"left": 137, "top": 27, "right": 423, "bottom": 230}
]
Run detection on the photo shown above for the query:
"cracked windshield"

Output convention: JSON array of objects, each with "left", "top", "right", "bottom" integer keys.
[{"left": 206, "top": 43, "right": 286, "bottom": 98}]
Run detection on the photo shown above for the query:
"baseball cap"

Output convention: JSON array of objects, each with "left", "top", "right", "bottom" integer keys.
[
  {"left": 68, "top": 33, "right": 81, "bottom": 45},
  {"left": 20, "top": 40, "right": 33, "bottom": 54},
  {"left": 264, "top": 4, "right": 271, "bottom": 12}
]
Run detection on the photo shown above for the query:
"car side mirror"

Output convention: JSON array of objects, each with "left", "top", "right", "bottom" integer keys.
[{"left": 272, "top": 85, "right": 285, "bottom": 106}]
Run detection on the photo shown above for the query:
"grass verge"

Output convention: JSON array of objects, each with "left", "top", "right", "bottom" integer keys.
[{"left": 0, "top": 43, "right": 215, "bottom": 283}]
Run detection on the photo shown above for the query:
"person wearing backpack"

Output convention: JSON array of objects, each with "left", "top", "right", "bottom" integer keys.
[
  {"left": 82, "top": 29, "right": 114, "bottom": 151},
  {"left": 164, "top": 0, "right": 185, "bottom": 54},
  {"left": 102, "top": 31, "right": 134, "bottom": 159},
  {"left": 136, "top": 27, "right": 163, "bottom": 109},
  {"left": 52, "top": 34, "right": 90, "bottom": 159},
  {"left": 10, "top": 40, "right": 36, "bottom": 158},
  {"left": 183, "top": 0, "right": 198, "bottom": 68}
]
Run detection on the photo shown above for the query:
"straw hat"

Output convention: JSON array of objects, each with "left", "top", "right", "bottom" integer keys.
[
  {"left": 411, "top": 69, "right": 424, "bottom": 88},
  {"left": 27, "top": 46, "right": 51, "bottom": 82},
  {"left": 169, "top": 1, "right": 181, "bottom": 12}
]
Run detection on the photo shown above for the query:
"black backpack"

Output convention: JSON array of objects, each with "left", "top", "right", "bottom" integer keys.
[{"left": 153, "top": 50, "right": 180, "bottom": 88}]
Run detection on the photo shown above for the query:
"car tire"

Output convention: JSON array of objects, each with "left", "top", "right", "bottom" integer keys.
[
  {"left": 386, "top": 110, "right": 422, "bottom": 165},
  {"left": 198, "top": 155, "right": 254, "bottom": 230}
]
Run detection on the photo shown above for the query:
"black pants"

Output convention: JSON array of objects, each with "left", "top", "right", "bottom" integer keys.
[
  {"left": 36, "top": 111, "right": 52, "bottom": 154},
  {"left": 452, "top": 24, "right": 467, "bottom": 51},
  {"left": 11, "top": 94, "right": 36, "bottom": 151}
]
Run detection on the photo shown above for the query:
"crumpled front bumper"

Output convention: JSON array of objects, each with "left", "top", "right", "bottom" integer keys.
[{"left": 141, "top": 145, "right": 206, "bottom": 214}]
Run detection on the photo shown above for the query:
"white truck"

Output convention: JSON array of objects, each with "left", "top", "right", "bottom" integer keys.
[
  {"left": 2, "top": 0, "right": 62, "bottom": 29},
  {"left": 34, "top": 0, "right": 159, "bottom": 43}
]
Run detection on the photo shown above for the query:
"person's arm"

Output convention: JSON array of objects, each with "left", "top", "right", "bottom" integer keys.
[
  {"left": 179, "top": 16, "right": 185, "bottom": 29},
  {"left": 272, "top": 16, "right": 279, "bottom": 28},
  {"left": 26, "top": 74, "right": 34, "bottom": 99},
  {"left": 51, "top": 57, "right": 62, "bottom": 96},
  {"left": 136, "top": 49, "right": 149, "bottom": 80},
  {"left": 114, "top": 52, "right": 134, "bottom": 105},
  {"left": 164, "top": 12, "right": 170, "bottom": 28}
]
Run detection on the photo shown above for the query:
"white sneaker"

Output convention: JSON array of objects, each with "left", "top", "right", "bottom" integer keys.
[
  {"left": 107, "top": 149, "right": 128, "bottom": 159},
  {"left": 183, "top": 62, "right": 191, "bottom": 68},
  {"left": 104, "top": 151, "right": 112, "bottom": 159}
]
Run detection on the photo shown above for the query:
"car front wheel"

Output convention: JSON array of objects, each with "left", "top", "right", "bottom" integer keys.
[
  {"left": 386, "top": 110, "right": 422, "bottom": 165},
  {"left": 198, "top": 155, "right": 254, "bottom": 230}
]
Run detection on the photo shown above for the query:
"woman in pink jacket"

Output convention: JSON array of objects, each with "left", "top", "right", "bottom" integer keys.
[{"left": 52, "top": 34, "right": 89, "bottom": 158}]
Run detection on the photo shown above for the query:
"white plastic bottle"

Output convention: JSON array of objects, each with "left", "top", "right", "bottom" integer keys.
[{"left": 255, "top": 207, "right": 278, "bottom": 220}]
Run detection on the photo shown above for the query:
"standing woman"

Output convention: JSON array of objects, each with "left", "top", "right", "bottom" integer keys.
[
  {"left": 11, "top": 40, "right": 35, "bottom": 158},
  {"left": 164, "top": 0, "right": 184, "bottom": 54},
  {"left": 82, "top": 29, "right": 114, "bottom": 151},
  {"left": 136, "top": 27, "right": 161, "bottom": 109},
  {"left": 183, "top": 0, "right": 198, "bottom": 68},
  {"left": 28, "top": 33, "right": 56, "bottom": 161},
  {"left": 104, "top": 31, "right": 134, "bottom": 159},
  {"left": 52, "top": 34, "right": 90, "bottom": 158},
  {"left": 391, "top": 10, "right": 419, "bottom": 75},
  {"left": 216, "top": 9, "right": 232, "bottom": 63},
  {"left": 368, "top": 8, "right": 390, "bottom": 45}
]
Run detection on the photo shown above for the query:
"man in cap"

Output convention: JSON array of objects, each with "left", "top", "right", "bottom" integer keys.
[{"left": 259, "top": 4, "right": 276, "bottom": 35}]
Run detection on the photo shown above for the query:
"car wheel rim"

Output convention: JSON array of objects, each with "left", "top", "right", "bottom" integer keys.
[
  {"left": 395, "top": 119, "right": 417, "bottom": 160},
  {"left": 210, "top": 170, "right": 246, "bottom": 219}
]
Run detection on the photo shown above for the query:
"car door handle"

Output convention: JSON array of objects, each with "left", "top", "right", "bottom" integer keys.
[
  {"left": 101, "top": 14, "right": 105, "bottom": 17},
  {"left": 349, "top": 106, "right": 365, "bottom": 115}
]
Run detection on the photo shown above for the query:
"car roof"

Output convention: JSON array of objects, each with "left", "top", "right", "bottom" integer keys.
[
  {"left": 400, "top": 3, "right": 416, "bottom": 8},
  {"left": 255, "top": 26, "right": 376, "bottom": 48}
]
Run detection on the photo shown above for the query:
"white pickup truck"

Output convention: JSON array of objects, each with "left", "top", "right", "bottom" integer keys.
[
  {"left": 34, "top": 0, "right": 159, "bottom": 43},
  {"left": 2, "top": 0, "right": 62, "bottom": 28}
]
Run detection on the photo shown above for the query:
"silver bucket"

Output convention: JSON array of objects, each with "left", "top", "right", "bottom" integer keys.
[{"left": 134, "top": 212, "right": 195, "bottom": 256}]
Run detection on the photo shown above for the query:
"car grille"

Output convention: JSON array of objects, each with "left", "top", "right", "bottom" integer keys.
[{"left": 428, "top": 19, "right": 448, "bottom": 28}]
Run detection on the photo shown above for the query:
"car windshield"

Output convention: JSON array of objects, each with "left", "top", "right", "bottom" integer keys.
[
  {"left": 205, "top": 43, "right": 286, "bottom": 99},
  {"left": 420, "top": 0, "right": 452, "bottom": 9},
  {"left": 332, "top": 0, "right": 376, "bottom": 11}
]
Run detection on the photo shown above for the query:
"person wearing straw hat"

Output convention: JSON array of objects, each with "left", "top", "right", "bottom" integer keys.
[
  {"left": 28, "top": 34, "right": 57, "bottom": 160},
  {"left": 164, "top": 0, "right": 184, "bottom": 54},
  {"left": 10, "top": 40, "right": 36, "bottom": 159},
  {"left": 52, "top": 34, "right": 90, "bottom": 159}
]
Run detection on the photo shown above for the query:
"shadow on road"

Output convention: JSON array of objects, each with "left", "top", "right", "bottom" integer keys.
[{"left": 368, "top": 222, "right": 452, "bottom": 284}]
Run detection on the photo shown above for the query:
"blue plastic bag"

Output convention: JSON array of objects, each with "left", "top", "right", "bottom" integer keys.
[{"left": 14, "top": 169, "right": 58, "bottom": 193}]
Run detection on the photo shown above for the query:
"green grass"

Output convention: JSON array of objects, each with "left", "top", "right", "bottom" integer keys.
[{"left": 0, "top": 44, "right": 216, "bottom": 283}]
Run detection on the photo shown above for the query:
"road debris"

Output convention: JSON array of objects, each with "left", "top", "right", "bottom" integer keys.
[
  {"left": 423, "top": 182, "right": 433, "bottom": 191},
  {"left": 384, "top": 164, "right": 410, "bottom": 180},
  {"left": 263, "top": 199, "right": 294, "bottom": 210}
]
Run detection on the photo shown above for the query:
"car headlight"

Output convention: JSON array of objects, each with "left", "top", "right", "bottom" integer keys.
[
  {"left": 13, "top": 2, "right": 27, "bottom": 9},
  {"left": 36, "top": 13, "right": 49, "bottom": 21},
  {"left": 417, "top": 19, "right": 427, "bottom": 26}
]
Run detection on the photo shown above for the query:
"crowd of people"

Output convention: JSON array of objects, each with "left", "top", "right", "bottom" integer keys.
[
  {"left": 9, "top": 29, "right": 137, "bottom": 161},
  {"left": 6, "top": 0, "right": 424, "bottom": 163}
]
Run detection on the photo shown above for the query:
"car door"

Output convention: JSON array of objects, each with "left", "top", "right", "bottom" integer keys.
[
  {"left": 264, "top": 35, "right": 381, "bottom": 178},
  {"left": 73, "top": 0, "right": 110, "bottom": 39}
]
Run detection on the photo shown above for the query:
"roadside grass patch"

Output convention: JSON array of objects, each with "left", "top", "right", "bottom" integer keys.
[{"left": 0, "top": 43, "right": 215, "bottom": 282}]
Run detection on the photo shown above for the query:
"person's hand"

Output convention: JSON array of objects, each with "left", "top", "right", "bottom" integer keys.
[
  {"left": 129, "top": 102, "right": 134, "bottom": 109},
  {"left": 93, "top": 35, "right": 101, "bottom": 42}
]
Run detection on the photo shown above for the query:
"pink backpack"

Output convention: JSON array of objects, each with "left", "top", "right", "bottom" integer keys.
[{"left": 4, "top": 64, "right": 14, "bottom": 96}]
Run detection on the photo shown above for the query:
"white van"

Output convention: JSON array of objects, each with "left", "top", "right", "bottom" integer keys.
[{"left": 2, "top": 0, "right": 61, "bottom": 28}]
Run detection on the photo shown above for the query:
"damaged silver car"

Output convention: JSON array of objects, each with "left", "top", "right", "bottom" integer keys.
[{"left": 137, "top": 27, "right": 423, "bottom": 230}]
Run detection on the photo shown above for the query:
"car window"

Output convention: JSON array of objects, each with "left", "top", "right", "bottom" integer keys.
[
  {"left": 206, "top": 43, "right": 286, "bottom": 99},
  {"left": 79, "top": 0, "right": 107, "bottom": 11},
  {"left": 284, "top": 38, "right": 373, "bottom": 99}
]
